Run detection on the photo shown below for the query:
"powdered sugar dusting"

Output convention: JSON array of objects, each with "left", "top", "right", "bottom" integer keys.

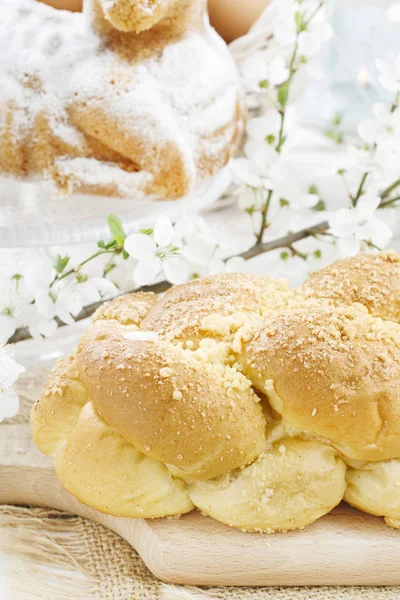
[{"left": 0, "top": 0, "right": 242, "bottom": 198}]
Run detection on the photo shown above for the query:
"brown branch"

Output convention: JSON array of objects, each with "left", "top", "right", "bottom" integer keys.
[{"left": 9, "top": 220, "right": 328, "bottom": 345}]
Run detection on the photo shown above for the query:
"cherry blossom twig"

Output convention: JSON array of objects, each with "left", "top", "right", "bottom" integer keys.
[{"left": 9, "top": 220, "right": 329, "bottom": 344}]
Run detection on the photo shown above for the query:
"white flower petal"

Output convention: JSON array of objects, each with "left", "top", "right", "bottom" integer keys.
[
  {"left": 89, "top": 277, "right": 117, "bottom": 298},
  {"left": 0, "top": 352, "right": 25, "bottom": 389},
  {"left": 231, "top": 158, "right": 264, "bottom": 188},
  {"left": 174, "top": 216, "right": 201, "bottom": 239},
  {"left": 372, "top": 102, "right": 391, "bottom": 125},
  {"left": 245, "top": 141, "right": 278, "bottom": 171},
  {"left": 356, "top": 194, "right": 381, "bottom": 218},
  {"left": 133, "top": 257, "right": 162, "bottom": 287},
  {"left": 23, "top": 261, "right": 54, "bottom": 296},
  {"left": 35, "top": 289, "right": 56, "bottom": 319},
  {"left": 0, "top": 315, "right": 17, "bottom": 343},
  {"left": 358, "top": 119, "right": 383, "bottom": 144},
  {"left": 163, "top": 256, "right": 189, "bottom": 285},
  {"left": 183, "top": 238, "right": 216, "bottom": 266},
  {"left": 37, "top": 318, "right": 58, "bottom": 339},
  {"left": 274, "top": 20, "right": 296, "bottom": 46},
  {"left": 328, "top": 209, "right": 359, "bottom": 237},
  {"left": 337, "top": 237, "right": 361, "bottom": 257},
  {"left": 153, "top": 215, "right": 174, "bottom": 247},
  {"left": 124, "top": 234, "right": 156, "bottom": 261},
  {"left": 360, "top": 218, "right": 393, "bottom": 249},
  {"left": 225, "top": 257, "right": 247, "bottom": 273},
  {"left": 388, "top": 3, "right": 400, "bottom": 22},
  {"left": 268, "top": 56, "right": 289, "bottom": 86},
  {"left": 208, "top": 258, "right": 225, "bottom": 275},
  {"left": 242, "top": 54, "right": 267, "bottom": 90},
  {"left": 0, "top": 386, "right": 20, "bottom": 422},
  {"left": 246, "top": 110, "right": 281, "bottom": 141}
]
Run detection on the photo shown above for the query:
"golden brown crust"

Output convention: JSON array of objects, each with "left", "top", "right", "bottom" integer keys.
[
  {"left": 142, "top": 273, "right": 293, "bottom": 344},
  {"left": 76, "top": 319, "right": 268, "bottom": 480},
  {"left": 301, "top": 251, "right": 400, "bottom": 322},
  {"left": 241, "top": 304, "right": 400, "bottom": 461}
]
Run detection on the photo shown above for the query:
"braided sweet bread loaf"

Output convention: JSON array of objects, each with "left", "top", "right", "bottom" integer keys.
[
  {"left": 0, "top": 0, "right": 244, "bottom": 199},
  {"left": 31, "top": 252, "right": 400, "bottom": 532}
]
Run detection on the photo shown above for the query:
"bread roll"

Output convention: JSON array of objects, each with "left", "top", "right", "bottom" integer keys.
[
  {"left": 191, "top": 439, "right": 346, "bottom": 532},
  {"left": 55, "top": 402, "right": 193, "bottom": 517},
  {"left": 142, "top": 273, "right": 293, "bottom": 345},
  {"left": 241, "top": 304, "right": 400, "bottom": 461},
  {"left": 31, "top": 355, "right": 88, "bottom": 457},
  {"left": 76, "top": 319, "right": 268, "bottom": 480},
  {"left": 302, "top": 251, "right": 400, "bottom": 323},
  {"left": 345, "top": 460, "right": 400, "bottom": 527},
  {"left": 31, "top": 253, "right": 400, "bottom": 531}
]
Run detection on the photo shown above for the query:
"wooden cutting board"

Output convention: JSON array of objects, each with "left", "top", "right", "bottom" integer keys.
[{"left": 1, "top": 423, "right": 400, "bottom": 587}]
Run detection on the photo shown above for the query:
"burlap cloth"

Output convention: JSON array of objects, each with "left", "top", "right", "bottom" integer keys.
[{"left": 1, "top": 368, "right": 399, "bottom": 600}]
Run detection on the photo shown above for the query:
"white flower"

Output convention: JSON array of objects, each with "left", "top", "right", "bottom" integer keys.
[
  {"left": 375, "top": 58, "right": 400, "bottom": 92},
  {"left": 298, "top": 22, "right": 333, "bottom": 58},
  {"left": 242, "top": 54, "right": 289, "bottom": 91},
  {"left": 275, "top": 19, "right": 297, "bottom": 47},
  {"left": 246, "top": 110, "right": 281, "bottom": 142},
  {"left": 244, "top": 140, "right": 279, "bottom": 175},
  {"left": 387, "top": 3, "right": 400, "bottom": 22},
  {"left": 19, "top": 257, "right": 117, "bottom": 337},
  {"left": 328, "top": 195, "right": 392, "bottom": 256},
  {"left": 231, "top": 158, "right": 270, "bottom": 188},
  {"left": 318, "top": 147, "right": 376, "bottom": 177},
  {"left": 53, "top": 278, "right": 117, "bottom": 325},
  {"left": 125, "top": 215, "right": 189, "bottom": 286},
  {"left": 236, "top": 186, "right": 267, "bottom": 211},
  {"left": 358, "top": 102, "right": 400, "bottom": 146},
  {"left": 272, "top": 178, "right": 319, "bottom": 210},
  {"left": 267, "top": 56, "right": 290, "bottom": 86},
  {"left": 0, "top": 343, "right": 25, "bottom": 422},
  {"left": 209, "top": 256, "right": 248, "bottom": 276}
]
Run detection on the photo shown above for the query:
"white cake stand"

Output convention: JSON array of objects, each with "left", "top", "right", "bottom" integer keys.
[{"left": 0, "top": 168, "right": 232, "bottom": 248}]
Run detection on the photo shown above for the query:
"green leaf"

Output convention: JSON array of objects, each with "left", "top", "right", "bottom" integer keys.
[
  {"left": 277, "top": 82, "right": 289, "bottom": 108},
  {"left": 76, "top": 272, "right": 89, "bottom": 283},
  {"left": 280, "top": 198, "right": 290, "bottom": 207},
  {"left": 97, "top": 240, "right": 106, "bottom": 249},
  {"left": 139, "top": 228, "right": 154, "bottom": 236},
  {"left": 325, "top": 129, "right": 344, "bottom": 145},
  {"left": 312, "top": 199, "right": 326, "bottom": 212},
  {"left": 122, "top": 249, "right": 130, "bottom": 260},
  {"left": 294, "top": 11, "right": 307, "bottom": 32},
  {"left": 107, "top": 213, "right": 126, "bottom": 244},
  {"left": 54, "top": 254, "right": 70, "bottom": 274},
  {"left": 332, "top": 112, "right": 342, "bottom": 126},
  {"left": 308, "top": 184, "right": 319, "bottom": 195}
]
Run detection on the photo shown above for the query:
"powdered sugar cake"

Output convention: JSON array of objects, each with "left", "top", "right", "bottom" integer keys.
[{"left": 0, "top": 0, "right": 244, "bottom": 200}]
